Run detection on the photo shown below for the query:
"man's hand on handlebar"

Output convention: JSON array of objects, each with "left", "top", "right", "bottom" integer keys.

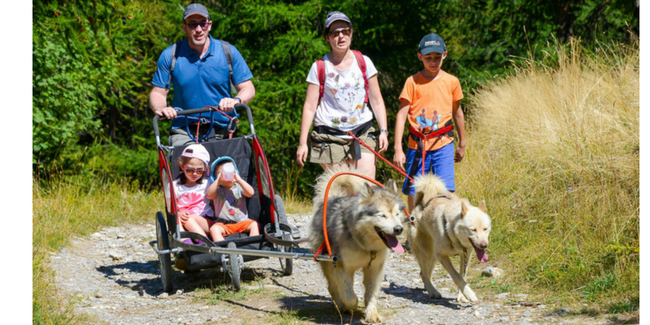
[
  {"left": 218, "top": 98, "right": 241, "bottom": 112},
  {"left": 155, "top": 106, "right": 178, "bottom": 120}
]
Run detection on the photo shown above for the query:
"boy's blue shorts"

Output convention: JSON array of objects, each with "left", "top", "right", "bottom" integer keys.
[{"left": 402, "top": 142, "right": 456, "bottom": 195}]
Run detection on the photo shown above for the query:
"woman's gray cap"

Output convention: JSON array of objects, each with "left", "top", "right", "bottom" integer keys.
[
  {"left": 418, "top": 33, "right": 446, "bottom": 55},
  {"left": 183, "top": 3, "right": 210, "bottom": 20},
  {"left": 325, "top": 11, "right": 351, "bottom": 28}
]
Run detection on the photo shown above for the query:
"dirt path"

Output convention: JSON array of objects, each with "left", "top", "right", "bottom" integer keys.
[{"left": 51, "top": 215, "right": 633, "bottom": 325}]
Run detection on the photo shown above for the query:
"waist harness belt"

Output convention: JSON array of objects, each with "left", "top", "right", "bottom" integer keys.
[
  {"left": 404, "top": 121, "right": 454, "bottom": 193},
  {"left": 311, "top": 120, "right": 374, "bottom": 160}
]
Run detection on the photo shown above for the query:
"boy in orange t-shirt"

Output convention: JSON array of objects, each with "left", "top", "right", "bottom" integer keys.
[{"left": 392, "top": 33, "right": 467, "bottom": 211}]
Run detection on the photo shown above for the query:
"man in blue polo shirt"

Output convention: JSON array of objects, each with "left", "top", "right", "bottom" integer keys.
[{"left": 150, "top": 3, "right": 256, "bottom": 146}]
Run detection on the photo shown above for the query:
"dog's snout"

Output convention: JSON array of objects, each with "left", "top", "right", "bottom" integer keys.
[
  {"left": 393, "top": 226, "right": 403, "bottom": 235},
  {"left": 480, "top": 241, "right": 488, "bottom": 249}
]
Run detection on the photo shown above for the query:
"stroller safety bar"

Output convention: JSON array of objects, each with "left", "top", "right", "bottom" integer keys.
[{"left": 149, "top": 240, "right": 336, "bottom": 262}]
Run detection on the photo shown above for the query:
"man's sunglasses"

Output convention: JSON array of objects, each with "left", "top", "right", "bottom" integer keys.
[
  {"left": 186, "top": 21, "right": 209, "bottom": 30},
  {"left": 184, "top": 168, "right": 205, "bottom": 175},
  {"left": 328, "top": 28, "right": 351, "bottom": 37}
]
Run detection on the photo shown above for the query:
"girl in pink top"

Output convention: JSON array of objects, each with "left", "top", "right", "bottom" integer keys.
[{"left": 173, "top": 144, "right": 213, "bottom": 240}]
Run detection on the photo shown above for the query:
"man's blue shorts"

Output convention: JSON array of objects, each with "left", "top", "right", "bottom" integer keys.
[{"left": 402, "top": 142, "right": 456, "bottom": 195}]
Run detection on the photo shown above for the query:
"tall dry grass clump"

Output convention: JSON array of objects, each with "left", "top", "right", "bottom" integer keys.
[{"left": 457, "top": 38, "right": 638, "bottom": 310}]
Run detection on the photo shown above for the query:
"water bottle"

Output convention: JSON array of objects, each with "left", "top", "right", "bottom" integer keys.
[{"left": 222, "top": 162, "right": 235, "bottom": 181}]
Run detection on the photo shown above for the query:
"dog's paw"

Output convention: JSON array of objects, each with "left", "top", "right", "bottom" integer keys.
[
  {"left": 426, "top": 288, "right": 442, "bottom": 299},
  {"left": 363, "top": 311, "right": 383, "bottom": 324},
  {"left": 428, "top": 291, "right": 442, "bottom": 299},
  {"left": 459, "top": 288, "right": 478, "bottom": 303}
]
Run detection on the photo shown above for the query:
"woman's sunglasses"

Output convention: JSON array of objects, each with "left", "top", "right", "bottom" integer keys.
[{"left": 328, "top": 28, "right": 351, "bottom": 37}]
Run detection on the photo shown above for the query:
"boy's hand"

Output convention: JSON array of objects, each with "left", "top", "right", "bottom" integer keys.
[
  {"left": 454, "top": 146, "right": 466, "bottom": 162},
  {"left": 378, "top": 133, "right": 388, "bottom": 154},
  {"left": 393, "top": 150, "right": 406, "bottom": 171}
]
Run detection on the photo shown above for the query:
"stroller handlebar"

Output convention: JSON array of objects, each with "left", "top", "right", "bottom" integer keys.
[{"left": 153, "top": 104, "right": 254, "bottom": 146}]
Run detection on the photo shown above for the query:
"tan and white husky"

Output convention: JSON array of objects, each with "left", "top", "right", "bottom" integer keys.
[
  {"left": 309, "top": 167, "right": 405, "bottom": 323},
  {"left": 408, "top": 173, "right": 491, "bottom": 302}
]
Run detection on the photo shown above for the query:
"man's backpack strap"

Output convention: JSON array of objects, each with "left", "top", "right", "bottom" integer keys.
[
  {"left": 165, "top": 40, "right": 183, "bottom": 89},
  {"left": 165, "top": 39, "right": 236, "bottom": 95},
  {"left": 220, "top": 40, "right": 237, "bottom": 95},
  {"left": 351, "top": 50, "right": 369, "bottom": 104}
]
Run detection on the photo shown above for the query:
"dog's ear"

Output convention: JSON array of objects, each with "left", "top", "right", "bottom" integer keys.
[
  {"left": 478, "top": 200, "right": 487, "bottom": 213},
  {"left": 384, "top": 179, "right": 399, "bottom": 194},
  {"left": 359, "top": 183, "right": 375, "bottom": 201},
  {"left": 461, "top": 200, "right": 469, "bottom": 217}
]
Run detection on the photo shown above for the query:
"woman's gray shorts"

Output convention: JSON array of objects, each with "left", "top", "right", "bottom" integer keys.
[{"left": 308, "top": 126, "right": 377, "bottom": 164}]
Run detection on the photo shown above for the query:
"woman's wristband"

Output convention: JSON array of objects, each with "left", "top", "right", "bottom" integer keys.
[{"left": 380, "top": 129, "right": 388, "bottom": 134}]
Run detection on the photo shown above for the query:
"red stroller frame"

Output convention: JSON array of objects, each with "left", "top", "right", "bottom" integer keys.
[{"left": 150, "top": 104, "right": 334, "bottom": 293}]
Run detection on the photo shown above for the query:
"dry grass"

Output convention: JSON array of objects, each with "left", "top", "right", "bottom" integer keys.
[
  {"left": 280, "top": 164, "right": 315, "bottom": 215},
  {"left": 33, "top": 176, "right": 162, "bottom": 324},
  {"left": 456, "top": 37, "right": 639, "bottom": 311}
]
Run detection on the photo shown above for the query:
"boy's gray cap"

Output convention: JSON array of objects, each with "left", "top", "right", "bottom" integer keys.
[
  {"left": 419, "top": 33, "right": 447, "bottom": 55},
  {"left": 325, "top": 11, "right": 352, "bottom": 28},
  {"left": 183, "top": 3, "right": 210, "bottom": 21}
]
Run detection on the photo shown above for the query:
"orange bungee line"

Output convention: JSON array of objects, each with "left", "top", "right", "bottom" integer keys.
[
  {"left": 347, "top": 131, "right": 414, "bottom": 183},
  {"left": 313, "top": 172, "right": 410, "bottom": 260}
]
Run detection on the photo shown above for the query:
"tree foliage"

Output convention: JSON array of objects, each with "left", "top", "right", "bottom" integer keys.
[{"left": 33, "top": 0, "right": 638, "bottom": 195}]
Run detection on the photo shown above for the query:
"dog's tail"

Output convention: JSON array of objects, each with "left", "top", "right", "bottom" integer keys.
[
  {"left": 413, "top": 173, "right": 449, "bottom": 207},
  {"left": 312, "top": 165, "right": 370, "bottom": 208}
]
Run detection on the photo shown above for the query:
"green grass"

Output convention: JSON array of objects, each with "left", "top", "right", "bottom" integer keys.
[{"left": 270, "top": 309, "right": 314, "bottom": 325}]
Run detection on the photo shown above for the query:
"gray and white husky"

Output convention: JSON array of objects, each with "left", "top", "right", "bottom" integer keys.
[
  {"left": 408, "top": 173, "right": 492, "bottom": 303},
  {"left": 309, "top": 167, "right": 405, "bottom": 323}
]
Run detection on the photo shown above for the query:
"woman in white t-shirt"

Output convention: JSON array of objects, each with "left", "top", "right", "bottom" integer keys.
[{"left": 296, "top": 11, "right": 389, "bottom": 179}]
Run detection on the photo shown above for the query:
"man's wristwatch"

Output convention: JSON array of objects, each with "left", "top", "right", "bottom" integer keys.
[
  {"left": 233, "top": 97, "right": 242, "bottom": 104},
  {"left": 380, "top": 129, "right": 388, "bottom": 134}
]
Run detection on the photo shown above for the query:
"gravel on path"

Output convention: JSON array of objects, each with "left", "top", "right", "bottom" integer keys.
[{"left": 50, "top": 215, "right": 631, "bottom": 325}]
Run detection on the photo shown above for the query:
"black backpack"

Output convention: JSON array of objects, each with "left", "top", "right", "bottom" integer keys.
[{"left": 164, "top": 39, "right": 236, "bottom": 95}]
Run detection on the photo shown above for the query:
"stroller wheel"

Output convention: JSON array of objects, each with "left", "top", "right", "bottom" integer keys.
[
  {"left": 275, "top": 195, "right": 293, "bottom": 276},
  {"left": 227, "top": 242, "right": 241, "bottom": 291},
  {"left": 155, "top": 212, "right": 174, "bottom": 292}
]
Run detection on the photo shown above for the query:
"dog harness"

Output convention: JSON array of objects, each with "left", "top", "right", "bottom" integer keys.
[
  {"left": 409, "top": 195, "right": 451, "bottom": 226},
  {"left": 403, "top": 121, "right": 454, "bottom": 194}
]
